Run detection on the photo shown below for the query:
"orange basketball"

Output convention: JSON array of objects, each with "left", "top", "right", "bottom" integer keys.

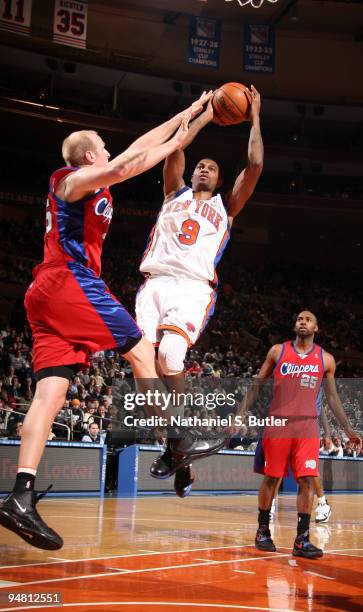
[{"left": 212, "top": 82, "right": 252, "bottom": 126}]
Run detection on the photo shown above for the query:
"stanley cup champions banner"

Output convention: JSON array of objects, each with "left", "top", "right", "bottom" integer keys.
[
  {"left": 188, "top": 16, "right": 221, "bottom": 69},
  {"left": 53, "top": 0, "right": 88, "bottom": 49},
  {"left": 0, "top": 0, "right": 33, "bottom": 36}
]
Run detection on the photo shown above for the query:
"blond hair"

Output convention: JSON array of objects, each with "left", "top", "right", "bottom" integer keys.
[{"left": 61, "top": 130, "right": 98, "bottom": 166}]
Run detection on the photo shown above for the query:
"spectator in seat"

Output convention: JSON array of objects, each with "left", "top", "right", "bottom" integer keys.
[
  {"left": 90, "top": 384, "right": 104, "bottom": 403},
  {"left": 78, "top": 368, "right": 90, "bottom": 386},
  {"left": 93, "top": 405, "right": 108, "bottom": 433},
  {"left": 83, "top": 401, "right": 97, "bottom": 431},
  {"left": 10, "top": 349, "right": 26, "bottom": 371},
  {"left": 7, "top": 376, "right": 21, "bottom": 399},
  {"left": 332, "top": 437, "right": 344, "bottom": 458},
  {"left": 82, "top": 422, "right": 104, "bottom": 444},
  {"left": 320, "top": 437, "right": 340, "bottom": 457},
  {"left": 4, "top": 366, "right": 15, "bottom": 387},
  {"left": 103, "top": 386, "right": 113, "bottom": 404},
  {"left": 188, "top": 361, "right": 202, "bottom": 377},
  {"left": 93, "top": 367, "right": 105, "bottom": 388},
  {"left": 343, "top": 441, "right": 356, "bottom": 457},
  {"left": 70, "top": 398, "right": 83, "bottom": 425},
  {"left": 9, "top": 421, "right": 23, "bottom": 440}
]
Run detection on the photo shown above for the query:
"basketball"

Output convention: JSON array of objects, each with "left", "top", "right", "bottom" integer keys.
[{"left": 212, "top": 82, "right": 252, "bottom": 126}]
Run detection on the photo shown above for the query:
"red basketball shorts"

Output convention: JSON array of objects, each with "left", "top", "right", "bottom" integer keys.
[
  {"left": 254, "top": 437, "right": 320, "bottom": 479},
  {"left": 25, "top": 262, "right": 141, "bottom": 373}
]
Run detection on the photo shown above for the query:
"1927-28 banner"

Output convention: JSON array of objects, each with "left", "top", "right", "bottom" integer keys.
[{"left": 188, "top": 16, "right": 221, "bottom": 69}]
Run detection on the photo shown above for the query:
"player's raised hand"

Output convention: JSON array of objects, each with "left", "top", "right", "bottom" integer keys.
[
  {"left": 248, "top": 85, "right": 261, "bottom": 122},
  {"left": 346, "top": 429, "right": 362, "bottom": 451},
  {"left": 172, "top": 111, "right": 192, "bottom": 148},
  {"left": 189, "top": 90, "right": 214, "bottom": 119},
  {"left": 204, "top": 98, "right": 214, "bottom": 123}
]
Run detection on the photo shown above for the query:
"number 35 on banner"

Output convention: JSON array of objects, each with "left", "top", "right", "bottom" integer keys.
[{"left": 53, "top": 0, "right": 88, "bottom": 49}]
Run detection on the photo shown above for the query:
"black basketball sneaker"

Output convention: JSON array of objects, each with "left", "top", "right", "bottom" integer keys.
[
  {"left": 174, "top": 464, "right": 195, "bottom": 498},
  {"left": 293, "top": 535, "right": 323, "bottom": 559},
  {"left": 150, "top": 431, "right": 226, "bottom": 480},
  {"left": 0, "top": 486, "right": 63, "bottom": 550},
  {"left": 255, "top": 526, "right": 276, "bottom": 552}
]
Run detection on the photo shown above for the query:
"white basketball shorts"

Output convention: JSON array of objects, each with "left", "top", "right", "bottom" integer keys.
[{"left": 135, "top": 276, "right": 217, "bottom": 346}]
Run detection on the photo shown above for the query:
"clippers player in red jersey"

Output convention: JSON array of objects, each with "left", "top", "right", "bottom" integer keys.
[
  {"left": 240, "top": 311, "right": 361, "bottom": 559},
  {"left": 0, "top": 93, "right": 224, "bottom": 550}
]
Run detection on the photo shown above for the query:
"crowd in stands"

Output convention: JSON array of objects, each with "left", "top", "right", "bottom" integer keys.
[
  {"left": 0, "top": 321, "right": 362, "bottom": 456},
  {"left": 0, "top": 216, "right": 362, "bottom": 453},
  {"left": 1, "top": 217, "right": 361, "bottom": 350},
  {"left": 0, "top": 335, "right": 362, "bottom": 440}
]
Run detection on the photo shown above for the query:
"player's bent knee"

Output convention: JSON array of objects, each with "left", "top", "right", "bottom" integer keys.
[
  {"left": 297, "top": 475, "right": 314, "bottom": 487},
  {"left": 124, "top": 336, "right": 154, "bottom": 365},
  {"left": 264, "top": 475, "right": 279, "bottom": 487},
  {"left": 158, "top": 331, "right": 188, "bottom": 376},
  {"left": 33, "top": 374, "right": 70, "bottom": 407},
  {"left": 28, "top": 392, "right": 67, "bottom": 421}
]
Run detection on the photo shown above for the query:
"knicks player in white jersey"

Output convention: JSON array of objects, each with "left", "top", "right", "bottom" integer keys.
[{"left": 136, "top": 86, "right": 264, "bottom": 496}]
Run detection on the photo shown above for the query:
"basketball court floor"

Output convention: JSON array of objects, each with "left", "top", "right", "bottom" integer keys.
[{"left": 0, "top": 494, "right": 362, "bottom": 611}]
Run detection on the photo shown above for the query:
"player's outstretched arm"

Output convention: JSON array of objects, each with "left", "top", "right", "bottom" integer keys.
[
  {"left": 227, "top": 86, "right": 263, "bottom": 227},
  {"left": 319, "top": 403, "right": 332, "bottom": 439},
  {"left": 62, "top": 113, "right": 193, "bottom": 203},
  {"left": 163, "top": 149, "right": 186, "bottom": 201},
  {"left": 163, "top": 97, "right": 214, "bottom": 201},
  {"left": 127, "top": 90, "right": 213, "bottom": 154},
  {"left": 237, "top": 344, "right": 280, "bottom": 420},
  {"left": 323, "top": 352, "right": 362, "bottom": 449}
]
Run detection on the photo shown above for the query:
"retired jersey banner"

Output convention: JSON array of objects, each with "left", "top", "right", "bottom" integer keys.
[
  {"left": 243, "top": 23, "right": 274, "bottom": 74},
  {"left": 53, "top": 0, "right": 88, "bottom": 49},
  {"left": 0, "top": 0, "right": 33, "bottom": 36},
  {"left": 188, "top": 16, "right": 221, "bottom": 69}
]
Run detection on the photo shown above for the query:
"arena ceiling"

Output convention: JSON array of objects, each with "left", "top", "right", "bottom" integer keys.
[{"left": 105, "top": 0, "right": 363, "bottom": 37}]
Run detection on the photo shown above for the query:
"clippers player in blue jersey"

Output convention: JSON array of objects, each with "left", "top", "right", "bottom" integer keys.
[
  {"left": 240, "top": 311, "right": 361, "bottom": 559},
  {"left": 0, "top": 93, "right": 224, "bottom": 550}
]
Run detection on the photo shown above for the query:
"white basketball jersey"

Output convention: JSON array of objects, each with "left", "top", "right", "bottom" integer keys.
[{"left": 140, "top": 186, "right": 230, "bottom": 284}]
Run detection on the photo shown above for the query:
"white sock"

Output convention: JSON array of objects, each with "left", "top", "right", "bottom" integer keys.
[
  {"left": 317, "top": 495, "right": 326, "bottom": 505},
  {"left": 17, "top": 467, "right": 37, "bottom": 476}
]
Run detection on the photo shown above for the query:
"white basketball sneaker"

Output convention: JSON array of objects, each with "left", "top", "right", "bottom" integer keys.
[{"left": 315, "top": 501, "right": 332, "bottom": 523}]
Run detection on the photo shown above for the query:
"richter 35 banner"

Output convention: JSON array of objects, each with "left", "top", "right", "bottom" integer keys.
[
  {"left": 0, "top": 0, "right": 33, "bottom": 36},
  {"left": 53, "top": 0, "right": 88, "bottom": 49}
]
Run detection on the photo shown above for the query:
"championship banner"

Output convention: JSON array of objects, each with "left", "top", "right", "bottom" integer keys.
[
  {"left": 243, "top": 23, "right": 274, "bottom": 74},
  {"left": 53, "top": 0, "right": 88, "bottom": 49},
  {"left": 188, "top": 16, "right": 221, "bottom": 69},
  {"left": 0, "top": 0, "right": 33, "bottom": 36}
]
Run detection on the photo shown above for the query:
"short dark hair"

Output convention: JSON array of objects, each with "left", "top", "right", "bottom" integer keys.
[{"left": 295, "top": 310, "right": 318, "bottom": 325}]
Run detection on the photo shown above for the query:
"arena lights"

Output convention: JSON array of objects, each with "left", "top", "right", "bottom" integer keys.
[{"left": 224, "top": 0, "right": 278, "bottom": 8}]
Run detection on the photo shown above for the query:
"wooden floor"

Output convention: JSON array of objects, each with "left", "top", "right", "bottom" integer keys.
[{"left": 0, "top": 494, "right": 362, "bottom": 611}]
